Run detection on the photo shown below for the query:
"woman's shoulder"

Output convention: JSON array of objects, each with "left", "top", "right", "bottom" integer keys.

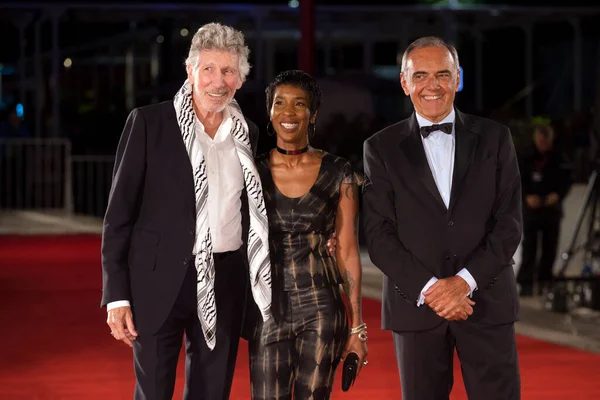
[
  {"left": 317, "top": 150, "right": 365, "bottom": 186},
  {"left": 316, "top": 150, "right": 351, "bottom": 170},
  {"left": 309, "top": 148, "right": 344, "bottom": 164}
]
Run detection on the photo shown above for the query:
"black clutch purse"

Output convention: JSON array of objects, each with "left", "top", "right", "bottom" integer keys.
[{"left": 341, "top": 352, "right": 359, "bottom": 392}]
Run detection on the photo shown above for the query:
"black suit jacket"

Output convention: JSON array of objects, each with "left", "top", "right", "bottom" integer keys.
[
  {"left": 101, "top": 100, "right": 259, "bottom": 335},
  {"left": 363, "top": 109, "right": 522, "bottom": 332}
]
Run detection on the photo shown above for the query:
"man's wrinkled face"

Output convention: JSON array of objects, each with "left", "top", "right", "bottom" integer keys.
[
  {"left": 186, "top": 49, "right": 242, "bottom": 114},
  {"left": 401, "top": 46, "right": 460, "bottom": 123}
]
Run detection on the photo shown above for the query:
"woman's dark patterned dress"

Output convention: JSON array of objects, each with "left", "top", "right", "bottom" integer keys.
[{"left": 249, "top": 150, "right": 360, "bottom": 400}]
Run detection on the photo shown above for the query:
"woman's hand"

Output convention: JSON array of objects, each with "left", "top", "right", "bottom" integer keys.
[{"left": 342, "top": 332, "right": 369, "bottom": 377}]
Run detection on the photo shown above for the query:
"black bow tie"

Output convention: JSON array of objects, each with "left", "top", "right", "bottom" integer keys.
[{"left": 420, "top": 122, "right": 453, "bottom": 138}]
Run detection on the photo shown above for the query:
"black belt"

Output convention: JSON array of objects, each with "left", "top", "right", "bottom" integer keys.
[
  {"left": 191, "top": 249, "right": 238, "bottom": 262},
  {"left": 213, "top": 250, "right": 238, "bottom": 261}
]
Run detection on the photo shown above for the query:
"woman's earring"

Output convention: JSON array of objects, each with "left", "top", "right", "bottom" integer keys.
[
  {"left": 309, "top": 123, "right": 316, "bottom": 139},
  {"left": 267, "top": 121, "right": 275, "bottom": 137}
]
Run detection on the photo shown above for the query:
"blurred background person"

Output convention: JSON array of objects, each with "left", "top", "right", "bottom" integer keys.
[{"left": 517, "top": 124, "right": 573, "bottom": 296}]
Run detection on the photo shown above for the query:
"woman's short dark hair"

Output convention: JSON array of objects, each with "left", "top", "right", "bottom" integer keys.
[{"left": 265, "top": 70, "right": 321, "bottom": 117}]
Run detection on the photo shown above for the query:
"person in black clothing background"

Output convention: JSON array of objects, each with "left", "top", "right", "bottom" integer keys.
[{"left": 517, "top": 124, "right": 573, "bottom": 296}]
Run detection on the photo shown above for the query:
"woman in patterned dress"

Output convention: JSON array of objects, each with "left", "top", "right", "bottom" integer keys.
[{"left": 249, "top": 70, "right": 368, "bottom": 400}]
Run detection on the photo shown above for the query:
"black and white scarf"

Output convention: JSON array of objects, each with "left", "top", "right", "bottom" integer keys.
[{"left": 173, "top": 80, "right": 272, "bottom": 350}]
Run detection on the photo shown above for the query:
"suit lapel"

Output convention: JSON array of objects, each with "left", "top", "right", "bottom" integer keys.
[
  {"left": 449, "top": 110, "right": 478, "bottom": 211},
  {"left": 165, "top": 103, "right": 196, "bottom": 213},
  {"left": 400, "top": 114, "right": 446, "bottom": 210}
]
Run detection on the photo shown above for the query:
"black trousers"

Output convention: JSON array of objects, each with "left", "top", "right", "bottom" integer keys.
[
  {"left": 249, "top": 285, "right": 348, "bottom": 400},
  {"left": 517, "top": 208, "right": 561, "bottom": 289},
  {"left": 132, "top": 250, "right": 247, "bottom": 400},
  {"left": 393, "top": 321, "right": 520, "bottom": 400}
]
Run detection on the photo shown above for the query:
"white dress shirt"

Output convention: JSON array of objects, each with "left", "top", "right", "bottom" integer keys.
[
  {"left": 415, "top": 109, "right": 478, "bottom": 306},
  {"left": 107, "top": 109, "right": 244, "bottom": 311},
  {"left": 193, "top": 109, "right": 244, "bottom": 254}
]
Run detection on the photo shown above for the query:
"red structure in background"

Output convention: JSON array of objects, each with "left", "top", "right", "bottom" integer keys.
[{"left": 299, "top": 0, "right": 315, "bottom": 76}]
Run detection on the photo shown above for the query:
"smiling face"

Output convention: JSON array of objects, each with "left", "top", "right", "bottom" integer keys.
[
  {"left": 270, "top": 84, "right": 316, "bottom": 148},
  {"left": 400, "top": 45, "right": 460, "bottom": 123},
  {"left": 186, "top": 49, "right": 242, "bottom": 116}
]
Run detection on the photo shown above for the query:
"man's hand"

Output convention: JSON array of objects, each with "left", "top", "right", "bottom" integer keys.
[
  {"left": 525, "top": 194, "right": 542, "bottom": 209},
  {"left": 545, "top": 192, "right": 559, "bottom": 206},
  {"left": 327, "top": 232, "right": 337, "bottom": 257},
  {"left": 443, "top": 298, "right": 475, "bottom": 321},
  {"left": 424, "top": 276, "right": 475, "bottom": 320},
  {"left": 107, "top": 306, "right": 138, "bottom": 347}
]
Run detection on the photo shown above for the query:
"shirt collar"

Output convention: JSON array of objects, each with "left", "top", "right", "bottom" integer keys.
[{"left": 415, "top": 108, "right": 455, "bottom": 128}]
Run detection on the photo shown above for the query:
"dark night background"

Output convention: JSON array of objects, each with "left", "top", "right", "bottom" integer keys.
[{"left": 1, "top": 1, "right": 599, "bottom": 215}]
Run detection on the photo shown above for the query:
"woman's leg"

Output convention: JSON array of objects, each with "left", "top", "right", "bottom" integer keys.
[
  {"left": 250, "top": 293, "right": 295, "bottom": 400},
  {"left": 292, "top": 286, "right": 348, "bottom": 400}
]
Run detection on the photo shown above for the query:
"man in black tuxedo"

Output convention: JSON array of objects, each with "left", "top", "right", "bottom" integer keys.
[
  {"left": 101, "top": 23, "right": 273, "bottom": 399},
  {"left": 363, "top": 36, "right": 522, "bottom": 400}
]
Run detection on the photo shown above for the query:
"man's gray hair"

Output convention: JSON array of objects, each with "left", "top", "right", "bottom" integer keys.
[
  {"left": 185, "top": 22, "right": 251, "bottom": 82},
  {"left": 400, "top": 36, "right": 460, "bottom": 73}
]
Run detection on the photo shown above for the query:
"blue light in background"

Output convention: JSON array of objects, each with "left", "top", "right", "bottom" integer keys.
[
  {"left": 16, "top": 103, "right": 24, "bottom": 118},
  {"left": 0, "top": 64, "right": 15, "bottom": 75},
  {"left": 458, "top": 66, "right": 464, "bottom": 92},
  {"left": 288, "top": 0, "right": 299, "bottom": 8}
]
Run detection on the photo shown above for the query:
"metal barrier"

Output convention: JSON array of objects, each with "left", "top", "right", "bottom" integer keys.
[
  {"left": 71, "top": 155, "right": 114, "bottom": 218},
  {"left": 0, "top": 138, "right": 72, "bottom": 213},
  {"left": 0, "top": 139, "right": 115, "bottom": 218}
]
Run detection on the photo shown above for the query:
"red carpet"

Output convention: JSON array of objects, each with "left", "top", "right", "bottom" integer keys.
[{"left": 1, "top": 235, "right": 599, "bottom": 399}]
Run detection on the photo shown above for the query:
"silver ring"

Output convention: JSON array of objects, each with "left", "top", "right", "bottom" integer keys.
[{"left": 358, "top": 331, "right": 368, "bottom": 342}]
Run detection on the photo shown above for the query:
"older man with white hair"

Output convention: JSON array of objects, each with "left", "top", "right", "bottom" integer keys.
[{"left": 101, "top": 22, "right": 271, "bottom": 399}]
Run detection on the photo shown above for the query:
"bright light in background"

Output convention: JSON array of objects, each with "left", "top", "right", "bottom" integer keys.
[
  {"left": 16, "top": 103, "right": 24, "bottom": 118},
  {"left": 63, "top": 58, "right": 72, "bottom": 68},
  {"left": 156, "top": 35, "right": 164, "bottom": 44},
  {"left": 288, "top": 0, "right": 299, "bottom": 8},
  {"left": 180, "top": 28, "right": 189, "bottom": 37},
  {"left": 458, "top": 66, "right": 464, "bottom": 92}
]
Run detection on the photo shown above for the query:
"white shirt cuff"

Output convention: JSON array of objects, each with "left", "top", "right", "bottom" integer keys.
[
  {"left": 456, "top": 268, "right": 478, "bottom": 296},
  {"left": 107, "top": 300, "right": 131, "bottom": 311},
  {"left": 417, "top": 277, "right": 438, "bottom": 307}
]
